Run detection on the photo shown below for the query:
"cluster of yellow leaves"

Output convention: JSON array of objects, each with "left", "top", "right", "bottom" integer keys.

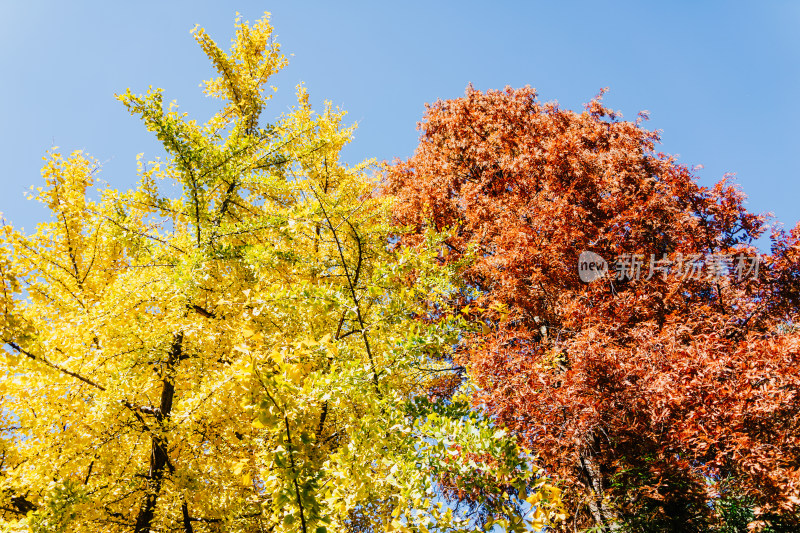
[{"left": 0, "top": 12, "right": 562, "bottom": 533}]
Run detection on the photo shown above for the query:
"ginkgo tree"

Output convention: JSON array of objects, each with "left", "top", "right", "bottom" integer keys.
[{"left": 0, "top": 13, "right": 563, "bottom": 533}]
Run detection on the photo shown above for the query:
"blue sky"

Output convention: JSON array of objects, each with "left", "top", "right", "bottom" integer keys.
[{"left": 1, "top": 1, "right": 798, "bottom": 251}]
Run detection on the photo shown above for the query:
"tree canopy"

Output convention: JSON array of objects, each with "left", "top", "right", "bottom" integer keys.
[
  {"left": 0, "top": 15, "right": 562, "bottom": 533},
  {"left": 2, "top": 12, "right": 799, "bottom": 533},
  {"left": 385, "top": 85, "right": 800, "bottom": 531}
]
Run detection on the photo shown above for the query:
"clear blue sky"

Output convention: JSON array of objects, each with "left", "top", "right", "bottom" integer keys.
[{"left": 1, "top": 1, "right": 798, "bottom": 251}]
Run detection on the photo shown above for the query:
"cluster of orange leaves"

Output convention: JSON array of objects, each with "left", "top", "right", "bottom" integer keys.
[{"left": 384, "top": 85, "right": 800, "bottom": 526}]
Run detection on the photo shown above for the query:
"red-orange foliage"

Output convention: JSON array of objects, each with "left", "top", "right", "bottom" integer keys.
[{"left": 384, "top": 86, "right": 800, "bottom": 529}]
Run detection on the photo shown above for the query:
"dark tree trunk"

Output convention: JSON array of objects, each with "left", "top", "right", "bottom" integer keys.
[{"left": 134, "top": 333, "right": 183, "bottom": 533}]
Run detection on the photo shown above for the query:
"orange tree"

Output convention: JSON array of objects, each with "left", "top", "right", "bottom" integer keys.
[{"left": 384, "top": 85, "right": 800, "bottom": 531}]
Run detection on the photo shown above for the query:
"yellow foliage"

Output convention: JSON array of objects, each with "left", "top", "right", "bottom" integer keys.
[{"left": 0, "top": 12, "right": 562, "bottom": 533}]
